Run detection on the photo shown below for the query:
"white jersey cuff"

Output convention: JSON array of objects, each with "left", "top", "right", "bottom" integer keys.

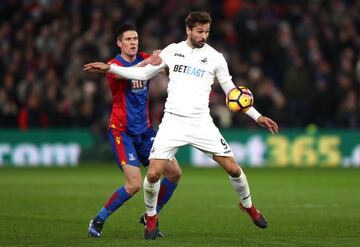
[{"left": 245, "top": 107, "right": 262, "bottom": 121}]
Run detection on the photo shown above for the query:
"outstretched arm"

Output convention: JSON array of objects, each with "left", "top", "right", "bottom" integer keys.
[
  {"left": 84, "top": 62, "right": 164, "bottom": 80},
  {"left": 83, "top": 62, "right": 110, "bottom": 73},
  {"left": 256, "top": 115, "right": 279, "bottom": 134},
  {"left": 216, "top": 54, "right": 279, "bottom": 134},
  {"left": 245, "top": 107, "right": 279, "bottom": 134},
  {"left": 108, "top": 63, "right": 164, "bottom": 80},
  {"left": 83, "top": 52, "right": 165, "bottom": 80}
]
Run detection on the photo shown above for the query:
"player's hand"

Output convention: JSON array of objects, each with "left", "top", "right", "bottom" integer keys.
[
  {"left": 152, "top": 49, "right": 161, "bottom": 56},
  {"left": 83, "top": 62, "right": 110, "bottom": 73},
  {"left": 257, "top": 116, "right": 279, "bottom": 134},
  {"left": 144, "top": 54, "right": 162, "bottom": 66}
]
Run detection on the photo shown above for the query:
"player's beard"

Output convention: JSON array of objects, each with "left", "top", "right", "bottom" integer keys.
[{"left": 190, "top": 36, "right": 206, "bottom": 48}]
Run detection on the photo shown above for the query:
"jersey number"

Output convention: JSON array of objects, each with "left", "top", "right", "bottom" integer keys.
[
  {"left": 221, "top": 139, "right": 228, "bottom": 150},
  {"left": 131, "top": 80, "right": 146, "bottom": 89}
]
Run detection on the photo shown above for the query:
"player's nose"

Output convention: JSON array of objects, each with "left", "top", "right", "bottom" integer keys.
[{"left": 201, "top": 33, "right": 208, "bottom": 40}]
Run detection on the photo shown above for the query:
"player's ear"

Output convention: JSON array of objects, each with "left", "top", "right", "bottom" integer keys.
[
  {"left": 116, "top": 39, "right": 122, "bottom": 49},
  {"left": 186, "top": 26, "right": 191, "bottom": 36}
]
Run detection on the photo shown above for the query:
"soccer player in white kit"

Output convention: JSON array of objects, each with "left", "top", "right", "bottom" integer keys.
[{"left": 84, "top": 11, "right": 279, "bottom": 240}]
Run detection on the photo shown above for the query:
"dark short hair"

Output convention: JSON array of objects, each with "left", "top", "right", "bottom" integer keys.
[
  {"left": 185, "top": 11, "right": 212, "bottom": 29},
  {"left": 115, "top": 24, "right": 137, "bottom": 39}
]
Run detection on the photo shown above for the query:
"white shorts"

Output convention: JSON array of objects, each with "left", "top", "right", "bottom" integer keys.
[{"left": 149, "top": 112, "right": 234, "bottom": 159}]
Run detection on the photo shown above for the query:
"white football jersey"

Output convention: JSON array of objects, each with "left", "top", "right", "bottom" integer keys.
[{"left": 159, "top": 41, "right": 233, "bottom": 117}]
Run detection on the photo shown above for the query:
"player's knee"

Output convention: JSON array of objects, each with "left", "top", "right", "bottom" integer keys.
[
  {"left": 227, "top": 164, "right": 241, "bottom": 177},
  {"left": 164, "top": 159, "right": 182, "bottom": 182},
  {"left": 165, "top": 168, "right": 182, "bottom": 183},
  {"left": 126, "top": 181, "right": 142, "bottom": 195},
  {"left": 132, "top": 183, "right": 142, "bottom": 194},
  {"left": 173, "top": 167, "right": 182, "bottom": 182},
  {"left": 147, "top": 170, "right": 161, "bottom": 183}
]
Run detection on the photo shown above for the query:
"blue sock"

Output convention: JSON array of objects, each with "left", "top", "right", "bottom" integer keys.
[
  {"left": 97, "top": 186, "right": 131, "bottom": 221},
  {"left": 157, "top": 177, "right": 177, "bottom": 213}
]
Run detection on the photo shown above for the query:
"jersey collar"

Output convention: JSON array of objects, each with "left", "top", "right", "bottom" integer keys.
[
  {"left": 183, "top": 40, "right": 207, "bottom": 52},
  {"left": 115, "top": 54, "right": 142, "bottom": 67}
]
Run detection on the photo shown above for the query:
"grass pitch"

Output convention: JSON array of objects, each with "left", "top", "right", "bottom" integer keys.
[{"left": 0, "top": 165, "right": 359, "bottom": 247}]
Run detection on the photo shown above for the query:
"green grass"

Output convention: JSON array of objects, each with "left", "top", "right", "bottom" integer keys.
[{"left": 0, "top": 165, "right": 359, "bottom": 247}]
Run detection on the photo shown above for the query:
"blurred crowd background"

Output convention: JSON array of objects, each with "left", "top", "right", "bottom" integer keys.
[{"left": 0, "top": 0, "right": 359, "bottom": 136}]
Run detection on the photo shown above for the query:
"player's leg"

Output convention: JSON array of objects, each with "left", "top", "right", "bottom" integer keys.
[
  {"left": 189, "top": 120, "right": 267, "bottom": 228},
  {"left": 136, "top": 127, "right": 182, "bottom": 214},
  {"left": 139, "top": 158, "right": 181, "bottom": 227},
  {"left": 137, "top": 127, "right": 181, "bottom": 237},
  {"left": 100, "top": 165, "right": 142, "bottom": 219},
  {"left": 88, "top": 129, "right": 142, "bottom": 238},
  {"left": 143, "top": 113, "right": 186, "bottom": 239},
  {"left": 143, "top": 158, "right": 181, "bottom": 240},
  {"left": 213, "top": 155, "right": 268, "bottom": 228},
  {"left": 143, "top": 158, "right": 167, "bottom": 239},
  {"left": 88, "top": 165, "right": 141, "bottom": 238},
  {"left": 157, "top": 158, "right": 181, "bottom": 213},
  {"left": 213, "top": 155, "right": 250, "bottom": 206}
]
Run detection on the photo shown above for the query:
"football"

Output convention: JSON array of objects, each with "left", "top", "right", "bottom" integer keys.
[{"left": 226, "top": 86, "right": 254, "bottom": 112}]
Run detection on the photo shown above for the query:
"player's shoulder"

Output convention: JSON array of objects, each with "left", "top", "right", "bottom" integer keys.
[
  {"left": 165, "top": 41, "right": 190, "bottom": 51},
  {"left": 162, "top": 42, "right": 180, "bottom": 52},
  {"left": 107, "top": 57, "right": 122, "bottom": 66},
  {"left": 203, "top": 44, "right": 228, "bottom": 65},
  {"left": 204, "top": 43, "right": 222, "bottom": 57},
  {"left": 138, "top": 52, "right": 150, "bottom": 59},
  {"left": 158, "top": 43, "right": 180, "bottom": 59},
  {"left": 105, "top": 57, "right": 123, "bottom": 80},
  {"left": 160, "top": 41, "right": 189, "bottom": 58}
]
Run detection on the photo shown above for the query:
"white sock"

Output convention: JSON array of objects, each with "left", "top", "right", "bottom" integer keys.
[
  {"left": 143, "top": 176, "right": 160, "bottom": 216},
  {"left": 229, "top": 171, "right": 252, "bottom": 208}
]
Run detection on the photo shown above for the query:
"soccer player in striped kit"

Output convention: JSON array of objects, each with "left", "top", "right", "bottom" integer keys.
[{"left": 87, "top": 24, "right": 181, "bottom": 238}]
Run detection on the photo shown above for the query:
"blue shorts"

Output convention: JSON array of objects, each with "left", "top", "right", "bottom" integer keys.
[{"left": 108, "top": 127, "right": 156, "bottom": 170}]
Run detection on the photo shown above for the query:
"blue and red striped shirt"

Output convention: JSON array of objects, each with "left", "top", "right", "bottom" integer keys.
[{"left": 106, "top": 52, "right": 151, "bottom": 134}]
